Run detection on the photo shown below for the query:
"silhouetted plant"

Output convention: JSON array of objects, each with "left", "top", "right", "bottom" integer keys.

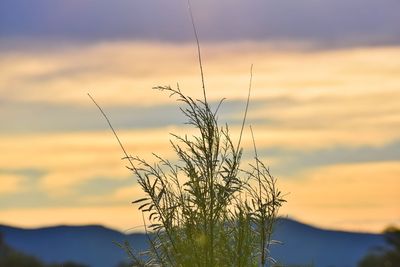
[
  {"left": 358, "top": 227, "right": 400, "bottom": 267},
  {"left": 91, "top": 3, "right": 285, "bottom": 267},
  {"left": 93, "top": 82, "right": 284, "bottom": 267},
  {"left": 92, "top": 54, "right": 284, "bottom": 267}
]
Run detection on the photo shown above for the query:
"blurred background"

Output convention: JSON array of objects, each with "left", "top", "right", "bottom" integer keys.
[{"left": 0, "top": 0, "right": 399, "bottom": 234}]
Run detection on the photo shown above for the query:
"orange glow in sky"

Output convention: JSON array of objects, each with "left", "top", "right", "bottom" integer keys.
[{"left": 1, "top": 41, "right": 399, "bottom": 233}]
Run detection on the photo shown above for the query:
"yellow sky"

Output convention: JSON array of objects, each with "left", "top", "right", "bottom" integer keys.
[
  {"left": 0, "top": 42, "right": 399, "bottom": 233},
  {"left": 2, "top": 42, "right": 400, "bottom": 106}
]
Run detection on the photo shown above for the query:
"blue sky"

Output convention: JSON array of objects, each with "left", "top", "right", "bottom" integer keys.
[{"left": 0, "top": 0, "right": 399, "bottom": 232}]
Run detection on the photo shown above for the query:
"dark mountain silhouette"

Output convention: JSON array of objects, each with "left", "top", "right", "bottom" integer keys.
[
  {"left": 0, "top": 231, "right": 88, "bottom": 267},
  {"left": 0, "top": 224, "right": 146, "bottom": 267},
  {"left": 271, "top": 218, "right": 386, "bottom": 267},
  {"left": 0, "top": 218, "right": 385, "bottom": 267}
]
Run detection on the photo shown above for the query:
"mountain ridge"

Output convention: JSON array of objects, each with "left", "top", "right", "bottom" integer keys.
[
  {"left": 0, "top": 218, "right": 386, "bottom": 267},
  {"left": 0, "top": 217, "right": 381, "bottom": 235}
]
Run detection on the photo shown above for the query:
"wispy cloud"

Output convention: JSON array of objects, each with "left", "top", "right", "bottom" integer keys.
[{"left": 1, "top": 42, "right": 400, "bottom": 106}]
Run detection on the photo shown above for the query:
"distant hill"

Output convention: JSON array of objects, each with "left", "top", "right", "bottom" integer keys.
[
  {"left": 270, "top": 218, "right": 386, "bottom": 267},
  {"left": 0, "top": 224, "right": 147, "bottom": 267},
  {"left": 0, "top": 218, "right": 385, "bottom": 267}
]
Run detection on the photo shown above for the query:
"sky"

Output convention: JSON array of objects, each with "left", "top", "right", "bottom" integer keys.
[{"left": 0, "top": 0, "right": 399, "bottom": 233}]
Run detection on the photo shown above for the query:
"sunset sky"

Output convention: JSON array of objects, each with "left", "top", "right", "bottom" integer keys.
[{"left": 0, "top": 0, "right": 399, "bottom": 233}]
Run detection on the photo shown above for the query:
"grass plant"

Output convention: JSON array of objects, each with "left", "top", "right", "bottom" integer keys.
[
  {"left": 90, "top": 3, "right": 285, "bottom": 266},
  {"left": 92, "top": 82, "right": 284, "bottom": 267},
  {"left": 90, "top": 64, "right": 285, "bottom": 267}
]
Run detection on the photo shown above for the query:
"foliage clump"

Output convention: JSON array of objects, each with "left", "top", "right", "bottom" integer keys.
[
  {"left": 92, "top": 6, "right": 285, "bottom": 266},
  {"left": 112, "top": 82, "right": 285, "bottom": 267},
  {"left": 358, "top": 227, "right": 400, "bottom": 267}
]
